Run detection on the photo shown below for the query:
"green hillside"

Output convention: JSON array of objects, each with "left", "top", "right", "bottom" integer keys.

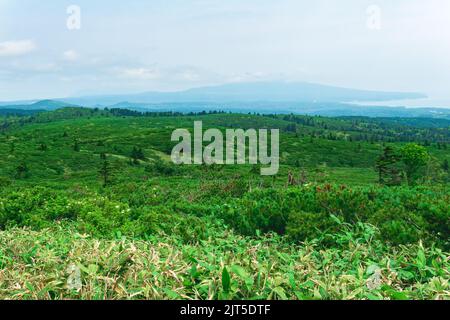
[{"left": 0, "top": 108, "right": 448, "bottom": 300}]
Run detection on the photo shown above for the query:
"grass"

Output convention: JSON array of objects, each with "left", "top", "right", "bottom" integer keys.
[{"left": 0, "top": 222, "right": 448, "bottom": 300}]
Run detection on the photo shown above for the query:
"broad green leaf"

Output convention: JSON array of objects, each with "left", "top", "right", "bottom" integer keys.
[{"left": 222, "top": 267, "right": 231, "bottom": 293}]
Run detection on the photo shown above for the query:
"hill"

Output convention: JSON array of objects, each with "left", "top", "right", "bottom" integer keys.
[
  {"left": 59, "top": 81, "right": 426, "bottom": 105},
  {"left": 96, "top": 101, "right": 450, "bottom": 119},
  {"left": 0, "top": 107, "right": 448, "bottom": 186},
  {"left": 0, "top": 99, "right": 79, "bottom": 111},
  {"left": 3, "top": 83, "right": 447, "bottom": 119},
  {"left": 0, "top": 108, "right": 45, "bottom": 116},
  {"left": 0, "top": 108, "right": 448, "bottom": 300}
]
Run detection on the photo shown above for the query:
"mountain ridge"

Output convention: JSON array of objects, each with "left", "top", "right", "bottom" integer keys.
[
  {"left": 0, "top": 99, "right": 78, "bottom": 111},
  {"left": 2, "top": 81, "right": 445, "bottom": 118},
  {"left": 57, "top": 81, "right": 426, "bottom": 106}
]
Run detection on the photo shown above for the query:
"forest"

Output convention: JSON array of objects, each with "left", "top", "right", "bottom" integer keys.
[{"left": 0, "top": 107, "right": 448, "bottom": 300}]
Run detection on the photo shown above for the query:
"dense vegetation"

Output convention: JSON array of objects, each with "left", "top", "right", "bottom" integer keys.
[{"left": 0, "top": 108, "right": 448, "bottom": 300}]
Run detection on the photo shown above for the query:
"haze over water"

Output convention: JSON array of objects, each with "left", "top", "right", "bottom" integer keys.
[{"left": 350, "top": 98, "right": 450, "bottom": 109}]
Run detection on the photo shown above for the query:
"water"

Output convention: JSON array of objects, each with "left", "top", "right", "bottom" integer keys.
[{"left": 349, "top": 98, "right": 450, "bottom": 109}]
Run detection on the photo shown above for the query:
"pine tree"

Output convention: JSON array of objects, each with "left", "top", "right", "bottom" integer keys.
[
  {"left": 137, "top": 148, "right": 145, "bottom": 160},
  {"left": 15, "top": 162, "right": 29, "bottom": 179},
  {"left": 375, "top": 146, "right": 402, "bottom": 186},
  {"left": 130, "top": 147, "right": 145, "bottom": 164},
  {"left": 130, "top": 147, "right": 139, "bottom": 165},
  {"left": 442, "top": 159, "right": 449, "bottom": 172},
  {"left": 73, "top": 140, "right": 80, "bottom": 152},
  {"left": 99, "top": 157, "right": 112, "bottom": 187}
]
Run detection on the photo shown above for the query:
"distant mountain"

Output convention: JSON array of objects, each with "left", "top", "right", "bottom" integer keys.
[
  {"left": 0, "top": 100, "right": 78, "bottom": 111},
  {"left": 59, "top": 82, "right": 426, "bottom": 106},
  {"left": 2, "top": 82, "right": 445, "bottom": 118},
  {"left": 96, "top": 101, "right": 450, "bottom": 120}
]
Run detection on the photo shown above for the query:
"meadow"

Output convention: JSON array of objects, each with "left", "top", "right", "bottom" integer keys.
[{"left": 0, "top": 108, "right": 448, "bottom": 300}]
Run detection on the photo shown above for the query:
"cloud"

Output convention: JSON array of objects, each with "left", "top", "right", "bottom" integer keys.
[
  {"left": 63, "top": 50, "right": 79, "bottom": 62},
  {"left": 226, "top": 71, "right": 279, "bottom": 83},
  {"left": 118, "top": 67, "right": 160, "bottom": 80},
  {"left": 175, "top": 68, "right": 201, "bottom": 82},
  {"left": 0, "top": 40, "right": 36, "bottom": 57}
]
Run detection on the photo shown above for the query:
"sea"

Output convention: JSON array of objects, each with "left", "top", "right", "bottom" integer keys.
[{"left": 349, "top": 98, "right": 450, "bottom": 109}]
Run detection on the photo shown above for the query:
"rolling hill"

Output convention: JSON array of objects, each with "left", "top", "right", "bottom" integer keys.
[{"left": 0, "top": 99, "right": 78, "bottom": 111}]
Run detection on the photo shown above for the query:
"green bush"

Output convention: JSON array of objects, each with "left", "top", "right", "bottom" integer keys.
[
  {"left": 219, "top": 185, "right": 449, "bottom": 248},
  {"left": 0, "top": 186, "right": 211, "bottom": 243},
  {"left": 286, "top": 211, "right": 336, "bottom": 242},
  {"left": 1, "top": 184, "right": 448, "bottom": 248}
]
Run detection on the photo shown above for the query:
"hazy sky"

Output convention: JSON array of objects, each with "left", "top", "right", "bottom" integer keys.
[{"left": 1, "top": 0, "right": 450, "bottom": 101}]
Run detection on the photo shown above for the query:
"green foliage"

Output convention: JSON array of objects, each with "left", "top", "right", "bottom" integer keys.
[
  {"left": 219, "top": 185, "right": 449, "bottom": 248},
  {"left": 145, "top": 160, "right": 180, "bottom": 176},
  {"left": 0, "top": 186, "right": 212, "bottom": 243},
  {"left": 73, "top": 140, "right": 80, "bottom": 152},
  {"left": 15, "top": 162, "right": 30, "bottom": 179},
  {"left": 401, "top": 143, "right": 430, "bottom": 185},
  {"left": 0, "top": 108, "right": 448, "bottom": 300},
  {"left": 0, "top": 223, "right": 447, "bottom": 300},
  {"left": 375, "top": 146, "right": 402, "bottom": 186},
  {"left": 286, "top": 211, "right": 337, "bottom": 243},
  {"left": 98, "top": 158, "right": 113, "bottom": 187},
  {"left": 442, "top": 159, "right": 449, "bottom": 172},
  {"left": 4, "top": 183, "right": 448, "bottom": 248},
  {"left": 130, "top": 146, "right": 145, "bottom": 164}
]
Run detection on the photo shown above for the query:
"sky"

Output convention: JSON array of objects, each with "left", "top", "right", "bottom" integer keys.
[{"left": 0, "top": 0, "right": 450, "bottom": 102}]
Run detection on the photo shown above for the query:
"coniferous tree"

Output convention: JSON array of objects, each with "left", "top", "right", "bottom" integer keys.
[
  {"left": 130, "top": 147, "right": 139, "bottom": 165},
  {"left": 375, "top": 146, "right": 402, "bottom": 186},
  {"left": 99, "top": 157, "right": 112, "bottom": 187},
  {"left": 442, "top": 159, "right": 449, "bottom": 172},
  {"left": 130, "top": 147, "right": 145, "bottom": 164},
  {"left": 137, "top": 148, "right": 145, "bottom": 160},
  {"left": 15, "top": 162, "right": 29, "bottom": 179},
  {"left": 73, "top": 140, "right": 80, "bottom": 152}
]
